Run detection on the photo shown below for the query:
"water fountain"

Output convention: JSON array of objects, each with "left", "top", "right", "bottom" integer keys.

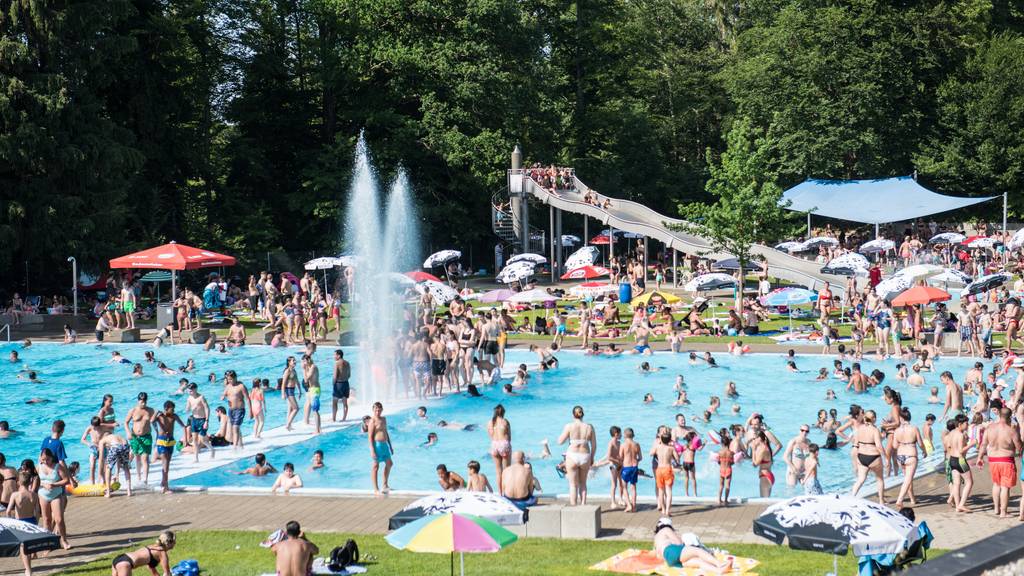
[{"left": 344, "top": 133, "right": 420, "bottom": 402}]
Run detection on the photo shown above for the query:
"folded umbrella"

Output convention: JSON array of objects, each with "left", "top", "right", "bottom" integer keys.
[{"left": 0, "top": 518, "right": 60, "bottom": 557}]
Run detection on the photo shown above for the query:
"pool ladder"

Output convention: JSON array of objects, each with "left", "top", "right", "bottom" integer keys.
[{"left": 0, "top": 324, "right": 8, "bottom": 342}]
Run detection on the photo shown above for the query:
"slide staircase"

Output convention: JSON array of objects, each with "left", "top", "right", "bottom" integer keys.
[{"left": 509, "top": 170, "right": 844, "bottom": 289}]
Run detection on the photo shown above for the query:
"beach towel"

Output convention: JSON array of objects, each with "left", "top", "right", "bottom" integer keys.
[
  {"left": 589, "top": 548, "right": 759, "bottom": 575},
  {"left": 258, "top": 559, "right": 367, "bottom": 576}
]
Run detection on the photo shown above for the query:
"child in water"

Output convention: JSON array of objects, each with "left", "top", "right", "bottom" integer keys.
[{"left": 927, "top": 387, "right": 940, "bottom": 404}]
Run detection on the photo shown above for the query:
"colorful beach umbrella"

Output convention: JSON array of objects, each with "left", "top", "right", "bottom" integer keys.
[
  {"left": 386, "top": 513, "right": 518, "bottom": 576},
  {"left": 631, "top": 291, "right": 680, "bottom": 306},
  {"left": 891, "top": 285, "right": 951, "bottom": 307},
  {"left": 388, "top": 493, "right": 525, "bottom": 529},
  {"left": 560, "top": 265, "right": 611, "bottom": 280},
  {"left": 761, "top": 287, "right": 816, "bottom": 307}
]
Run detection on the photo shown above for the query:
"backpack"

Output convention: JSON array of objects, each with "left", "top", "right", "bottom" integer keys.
[{"left": 328, "top": 539, "right": 359, "bottom": 571}]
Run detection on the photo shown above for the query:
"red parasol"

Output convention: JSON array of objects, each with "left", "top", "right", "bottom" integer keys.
[
  {"left": 109, "top": 241, "right": 236, "bottom": 270},
  {"left": 560, "top": 265, "right": 612, "bottom": 280},
  {"left": 589, "top": 234, "right": 616, "bottom": 245},
  {"left": 405, "top": 271, "right": 442, "bottom": 283},
  {"left": 891, "top": 285, "right": 951, "bottom": 307}
]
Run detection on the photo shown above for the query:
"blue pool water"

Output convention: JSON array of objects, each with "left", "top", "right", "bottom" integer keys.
[
  {"left": 175, "top": 347, "right": 978, "bottom": 499},
  {"left": 0, "top": 342, "right": 354, "bottom": 468}
]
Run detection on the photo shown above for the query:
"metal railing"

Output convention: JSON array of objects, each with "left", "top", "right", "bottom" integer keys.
[
  {"left": 490, "top": 190, "right": 547, "bottom": 254},
  {"left": 0, "top": 324, "right": 9, "bottom": 343}
]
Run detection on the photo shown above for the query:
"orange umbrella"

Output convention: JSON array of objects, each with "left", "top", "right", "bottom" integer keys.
[
  {"left": 109, "top": 241, "right": 236, "bottom": 270},
  {"left": 891, "top": 285, "right": 951, "bottom": 307}
]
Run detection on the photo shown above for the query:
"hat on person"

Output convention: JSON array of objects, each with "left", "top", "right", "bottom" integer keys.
[{"left": 655, "top": 517, "right": 673, "bottom": 532}]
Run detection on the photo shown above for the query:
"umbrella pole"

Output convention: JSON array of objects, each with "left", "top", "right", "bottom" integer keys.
[
  {"left": 451, "top": 551, "right": 454, "bottom": 576},
  {"left": 460, "top": 552, "right": 465, "bottom": 576}
]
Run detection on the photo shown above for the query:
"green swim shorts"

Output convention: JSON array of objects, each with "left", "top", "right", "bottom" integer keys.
[
  {"left": 130, "top": 434, "right": 153, "bottom": 455},
  {"left": 123, "top": 301, "right": 136, "bottom": 313}
]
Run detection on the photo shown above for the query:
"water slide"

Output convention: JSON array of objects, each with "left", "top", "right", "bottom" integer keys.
[{"left": 518, "top": 173, "right": 844, "bottom": 289}]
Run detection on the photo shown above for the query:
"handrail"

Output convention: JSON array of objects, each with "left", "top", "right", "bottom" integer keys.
[{"left": 0, "top": 324, "right": 9, "bottom": 343}]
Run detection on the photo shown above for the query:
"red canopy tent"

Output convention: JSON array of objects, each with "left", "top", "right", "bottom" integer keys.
[{"left": 109, "top": 241, "right": 236, "bottom": 301}]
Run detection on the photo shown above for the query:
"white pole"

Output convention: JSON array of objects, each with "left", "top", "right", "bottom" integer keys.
[
  {"left": 171, "top": 270, "right": 176, "bottom": 311},
  {"left": 68, "top": 257, "right": 77, "bottom": 316},
  {"left": 875, "top": 223, "right": 879, "bottom": 239},
  {"left": 609, "top": 226, "right": 615, "bottom": 262},
  {"left": 1003, "top": 191, "right": 1008, "bottom": 261},
  {"left": 807, "top": 212, "right": 811, "bottom": 237}
]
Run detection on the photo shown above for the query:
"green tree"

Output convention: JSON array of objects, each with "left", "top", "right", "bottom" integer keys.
[
  {"left": 916, "top": 32, "right": 1024, "bottom": 215},
  {"left": 0, "top": 0, "right": 142, "bottom": 279},
  {"left": 675, "top": 118, "right": 799, "bottom": 308}
]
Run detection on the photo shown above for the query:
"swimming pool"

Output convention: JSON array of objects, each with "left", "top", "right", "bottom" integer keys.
[{"left": 174, "top": 347, "right": 974, "bottom": 499}]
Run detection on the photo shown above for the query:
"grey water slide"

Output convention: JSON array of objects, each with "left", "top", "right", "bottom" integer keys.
[{"left": 519, "top": 173, "right": 844, "bottom": 289}]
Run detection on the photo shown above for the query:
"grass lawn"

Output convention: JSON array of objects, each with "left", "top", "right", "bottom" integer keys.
[{"left": 53, "top": 530, "right": 896, "bottom": 576}]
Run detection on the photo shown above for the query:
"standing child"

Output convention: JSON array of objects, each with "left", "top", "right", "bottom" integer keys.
[
  {"left": 250, "top": 379, "right": 265, "bottom": 439},
  {"left": 619, "top": 428, "right": 641, "bottom": 512},
  {"left": 803, "top": 444, "right": 822, "bottom": 494},
  {"left": 821, "top": 323, "right": 834, "bottom": 355},
  {"left": 8, "top": 471, "right": 41, "bottom": 574},
  {"left": 921, "top": 414, "right": 935, "bottom": 456},
  {"left": 651, "top": 433, "right": 678, "bottom": 515},
  {"left": 154, "top": 401, "right": 186, "bottom": 494},
  {"left": 851, "top": 326, "right": 864, "bottom": 359},
  {"left": 680, "top": 431, "right": 700, "bottom": 497},
  {"left": 80, "top": 416, "right": 110, "bottom": 484},
  {"left": 593, "top": 426, "right": 624, "bottom": 508},
  {"left": 716, "top": 429, "right": 733, "bottom": 505}
]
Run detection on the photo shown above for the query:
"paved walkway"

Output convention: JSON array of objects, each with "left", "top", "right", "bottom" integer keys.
[{"left": 2, "top": 465, "right": 1018, "bottom": 575}]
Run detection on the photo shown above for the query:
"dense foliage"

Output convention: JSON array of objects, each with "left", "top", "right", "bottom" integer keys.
[{"left": 1, "top": 0, "right": 1021, "bottom": 289}]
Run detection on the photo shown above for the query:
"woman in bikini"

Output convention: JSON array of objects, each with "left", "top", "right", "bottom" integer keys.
[
  {"left": 751, "top": 431, "right": 775, "bottom": 497},
  {"left": 281, "top": 357, "right": 301, "bottom": 431},
  {"left": 850, "top": 410, "right": 886, "bottom": 504},
  {"left": 487, "top": 404, "right": 511, "bottom": 493},
  {"left": 112, "top": 530, "right": 175, "bottom": 575},
  {"left": 458, "top": 318, "right": 478, "bottom": 387},
  {"left": 558, "top": 406, "right": 596, "bottom": 506},
  {"left": 880, "top": 388, "right": 902, "bottom": 477},
  {"left": 893, "top": 407, "right": 923, "bottom": 508}
]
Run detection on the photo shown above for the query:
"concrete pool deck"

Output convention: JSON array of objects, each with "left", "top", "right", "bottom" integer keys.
[{"left": 1, "top": 465, "right": 1016, "bottom": 575}]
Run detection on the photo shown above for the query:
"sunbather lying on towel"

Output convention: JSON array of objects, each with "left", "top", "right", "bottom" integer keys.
[{"left": 653, "top": 518, "right": 732, "bottom": 573}]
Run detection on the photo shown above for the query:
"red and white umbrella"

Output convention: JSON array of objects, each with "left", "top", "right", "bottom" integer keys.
[
  {"left": 589, "top": 234, "right": 616, "bottom": 245},
  {"left": 405, "top": 271, "right": 441, "bottom": 283},
  {"left": 568, "top": 282, "right": 617, "bottom": 298},
  {"left": 560, "top": 265, "right": 611, "bottom": 280}
]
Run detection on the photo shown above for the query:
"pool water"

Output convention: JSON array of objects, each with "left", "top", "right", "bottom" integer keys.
[
  {"left": 0, "top": 342, "right": 356, "bottom": 469},
  {"left": 174, "top": 347, "right": 976, "bottom": 499}
]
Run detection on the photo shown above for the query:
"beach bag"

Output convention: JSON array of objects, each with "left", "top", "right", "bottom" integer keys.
[
  {"left": 328, "top": 539, "right": 359, "bottom": 571},
  {"left": 170, "top": 559, "right": 199, "bottom": 576}
]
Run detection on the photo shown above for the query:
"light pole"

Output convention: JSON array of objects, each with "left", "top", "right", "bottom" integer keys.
[{"left": 67, "top": 256, "right": 77, "bottom": 316}]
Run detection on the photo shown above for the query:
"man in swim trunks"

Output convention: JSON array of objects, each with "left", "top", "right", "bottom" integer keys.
[
  {"left": 332, "top": 349, "right": 351, "bottom": 422},
  {"left": 154, "top": 401, "right": 186, "bottom": 494},
  {"left": 410, "top": 333, "right": 431, "bottom": 398},
  {"left": 630, "top": 324, "right": 653, "bottom": 355},
  {"left": 976, "top": 407, "right": 1021, "bottom": 518},
  {"left": 367, "top": 402, "right": 393, "bottom": 495},
  {"left": 125, "top": 393, "right": 156, "bottom": 485},
  {"left": 940, "top": 370, "right": 964, "bottom": 421},
  {"left": 479, "top": 312, "right": 502, "bottom": 365},
  {"left": 227, "top": 318, "right": 246, "bottom": 346},
  {"left": 221, "top": 371, "right": 251, "bottom": 449},
  {"left": 651, "top": 432, "right": 678, "bottom": 515},
  {"left": 501, "top": 451, "right": 539, "bottom": 510},
  {"left": 271, "top": 520, "right": 318, "bottom": 576},
  {"left": 97, "top": 432, "right": 132, "bottom": 497},
  {"left": 185, "top": 384, "right": 215, "bottom": 462}
]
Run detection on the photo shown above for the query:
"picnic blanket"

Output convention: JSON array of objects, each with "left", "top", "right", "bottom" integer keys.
[{"left": 589, "top": 548, "right": 759, "bottom": 575}]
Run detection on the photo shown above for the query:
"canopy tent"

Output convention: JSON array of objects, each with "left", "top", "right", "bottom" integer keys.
[
  {"left": 782, "top": 176, "right": 1001, "bottom": 237},
  {"left": 109, "top": 241, "right": 236, "bottom": 305}
]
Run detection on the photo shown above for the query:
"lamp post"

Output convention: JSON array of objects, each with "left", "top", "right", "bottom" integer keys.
[{"left": 67, "top": 256, "right": 77, "bottom": 316}]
